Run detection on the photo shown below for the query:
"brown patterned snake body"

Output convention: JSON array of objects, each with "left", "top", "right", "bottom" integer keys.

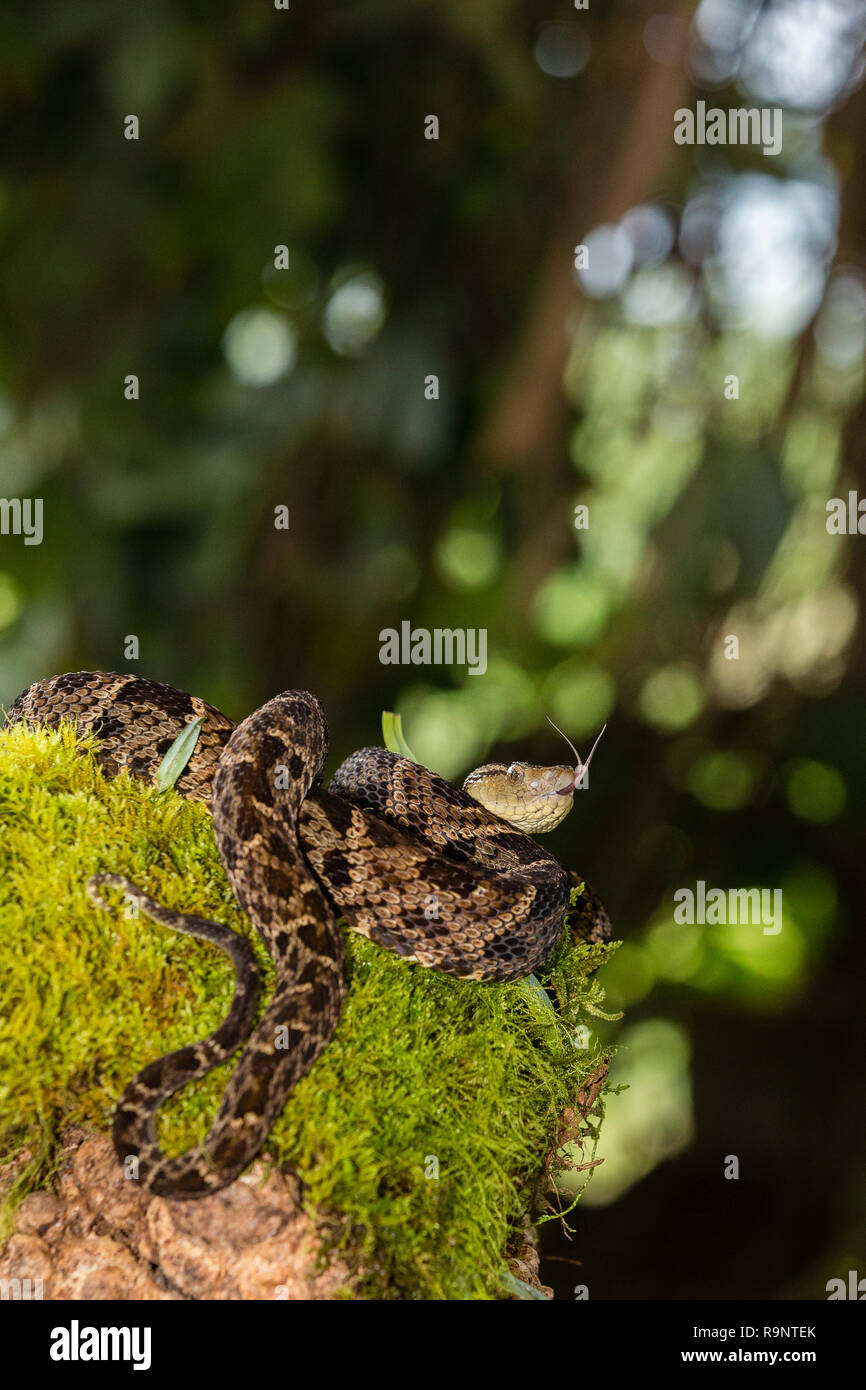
[{"left": 7, "top": 671, "right": 610, "bottom": 1199}]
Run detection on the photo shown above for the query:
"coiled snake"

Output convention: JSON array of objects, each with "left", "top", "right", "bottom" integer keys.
[{"left": 7, "top": 672, "right": 610, "bottom": 1199}]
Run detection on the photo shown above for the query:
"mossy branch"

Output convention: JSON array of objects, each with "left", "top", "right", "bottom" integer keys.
[{"left": 0, "top": 722, "right": 617, "bottom": 1299}]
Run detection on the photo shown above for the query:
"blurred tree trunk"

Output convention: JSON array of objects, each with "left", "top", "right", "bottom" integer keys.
[
  {"left": 830, "top": 74, "right": 866, "bottom": 676},
  {"left": 474, "top": 2, "right": 694, "bottom": 607}
]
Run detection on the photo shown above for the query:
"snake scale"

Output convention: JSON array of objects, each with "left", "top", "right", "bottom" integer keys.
[{"left": 7, "top": 671, "right": 610, "bottom": 1199}]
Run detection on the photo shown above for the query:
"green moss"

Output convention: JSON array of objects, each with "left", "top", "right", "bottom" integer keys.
[{"left": 0, "top": 721, "right": 617, "bottom": 1299}]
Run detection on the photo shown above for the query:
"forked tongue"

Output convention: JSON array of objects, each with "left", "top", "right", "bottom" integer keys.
[{"left": 545, "top": 718, "right": 607, "bottom": 793}]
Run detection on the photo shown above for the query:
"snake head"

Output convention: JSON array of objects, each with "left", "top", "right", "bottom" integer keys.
[
  {"left": 462, "top": 722, "right": 607, "bottom": 835},
  {"left": 463, "top": 760, "right": 577, "bottom": 833}
]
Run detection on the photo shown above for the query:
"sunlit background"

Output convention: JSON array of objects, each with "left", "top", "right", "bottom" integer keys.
[{"left": 1, "top": 0, "right": 865, "bottom": 1298}]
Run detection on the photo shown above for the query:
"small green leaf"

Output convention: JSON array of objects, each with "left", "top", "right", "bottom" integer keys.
[
  {"left": 382, "top": 710, "right": 419, "bottom": 762},
  {"left": 517, "top": 974, "right": 566, "bottom": 1058},
  {"left": 517, "top": 973, "right": 557, "bottom": 1020},
  {"left": 500, "top": 1270, "right": 550, "bottom": 1301},
  {"left": 156, "top": 716, "right": 205, "bottom": 792}
]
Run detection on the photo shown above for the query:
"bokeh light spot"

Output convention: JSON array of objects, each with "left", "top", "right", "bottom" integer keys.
[
  {"left": 542, "top": 661, "right": 615, "bottom": 739},
  {"left": 646, "top": 917, "right": 705, "bottom": 982},
  {"left": 781, "top": 861, "right": 838, "bottom": 940},
  {"left": 434, "top": 526, "right": 502, "bottom": 591},
  {"left": 620, "top": 203, "right": 676, "bottom": 266},
  {"left": 396, "top": 691, "right": 481, "bottom": 780},
  {"left": 638, "top": 664, "right": 705, "bottom": 732},
  {"left": 687, "top": 749, "right": 757, "bottom": 811},
  {"left": 784, "top": 758, "right": 846, "bottom": 822},
  {"left": 576, "top": 224, "right": 634, "bottom": 299},
  {"left": 222, "top": 307, "right": 297, "bottom": 387},
  {"left": 323, "top": 270, "right": 386, "bottom": 356},
  {"left": 532, "top": 567, "right": 611, "bottom": 647},
  {"left": 533, "top": 23, "right": 590, "bottom": 79},
  {"left": 622, "top": 263, "right": 696, "bottom": 326}
]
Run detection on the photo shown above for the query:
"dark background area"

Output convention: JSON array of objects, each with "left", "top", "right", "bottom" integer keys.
[{"left": 1, "top": 0, "right": 865, "bottom": 1299}]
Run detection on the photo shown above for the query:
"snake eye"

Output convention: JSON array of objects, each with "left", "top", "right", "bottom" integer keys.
[{"left": 506, "top": 764, "right": 523, "bottom": 785}]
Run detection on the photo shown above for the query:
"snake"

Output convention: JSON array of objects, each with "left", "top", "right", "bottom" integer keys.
[{"left": 6, "top": 671, "right": 611, "bottom": 1200}]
